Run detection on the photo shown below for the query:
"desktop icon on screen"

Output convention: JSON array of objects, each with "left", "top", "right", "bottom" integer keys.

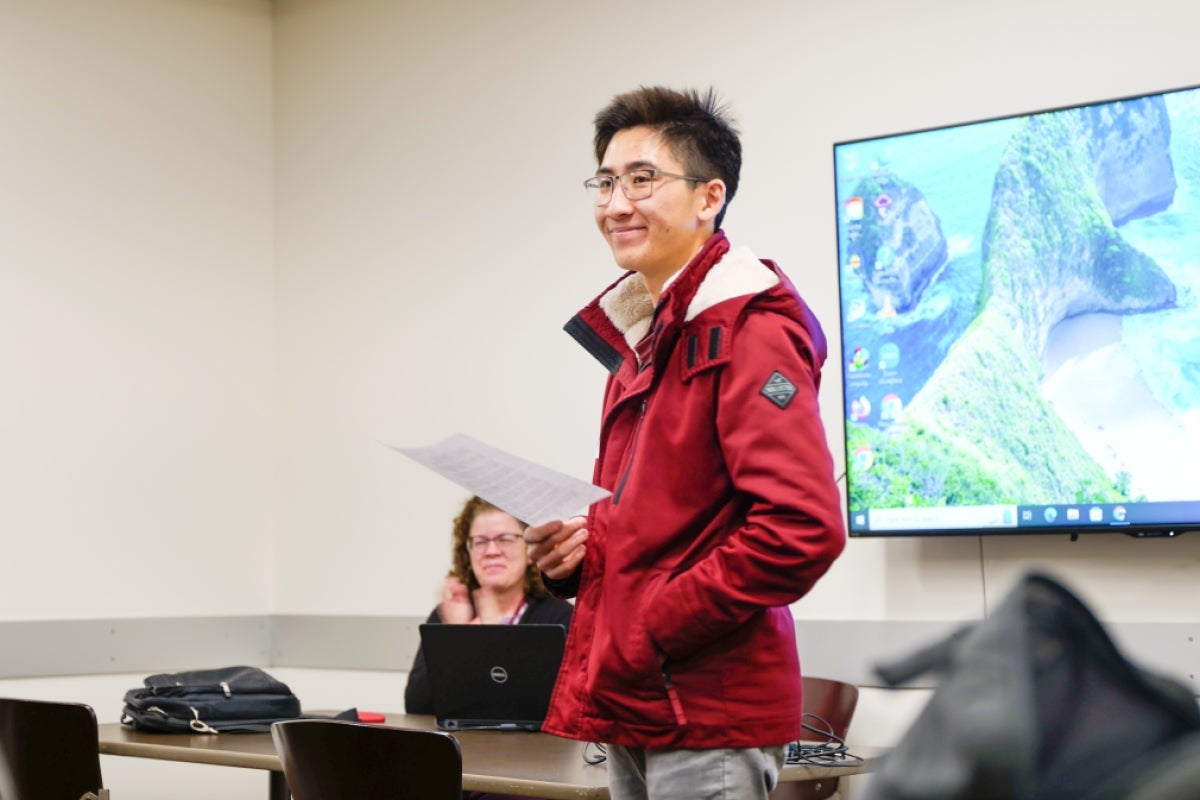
[
  {"left": 848, "top": 347, "right": 870, "bottom": 372},
  {"left": 1089, "top": 507, "right": 1103, "bottom": 522},
  {"left": 880, "top": 393, "right": 903, "bottom": 421},
  {"left": 874, "top": 194, "right": 893, "bottom": 220},
  {"left": 878, "top": 343, "right": 901, "bottom": 370},
  {"left": 850, "top": 395, "right": 872, "bottom": 422}
]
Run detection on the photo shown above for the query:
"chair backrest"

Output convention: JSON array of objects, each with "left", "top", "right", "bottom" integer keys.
[
  {"left": 800, "top": 676, "right": 859, "bottom": 740},
  {"left": 0, "top": 698, "right": 105, "bottom": 800},
  {"left": 271, "top": 719, "right": 462, "bottom": 800},
  {"left": 769, "top": 677, "right": 860, "bottom": 800}
]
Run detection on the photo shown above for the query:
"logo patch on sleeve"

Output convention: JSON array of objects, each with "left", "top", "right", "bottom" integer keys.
[{"left": 761, "top": 371, "right": 797, "bottom": 409}]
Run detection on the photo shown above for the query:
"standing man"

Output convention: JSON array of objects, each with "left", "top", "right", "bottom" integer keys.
[{"left": 525, "top": 86, "right": 846, "bottom": 800}]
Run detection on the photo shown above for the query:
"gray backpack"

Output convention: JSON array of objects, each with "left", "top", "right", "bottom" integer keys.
[{"left": 863, "top": 572, "right": 1200, "bottom": 800}]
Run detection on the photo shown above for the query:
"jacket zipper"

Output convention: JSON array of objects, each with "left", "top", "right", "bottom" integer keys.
[
  {"left": 662, "top": 664, "right": 688, "bottom": 725},
  {"left": 611, "top": 397, "right": 647, "bottom": 505},
  {"left": 610, "top": 308, "right": 664, "bottom": 505}
]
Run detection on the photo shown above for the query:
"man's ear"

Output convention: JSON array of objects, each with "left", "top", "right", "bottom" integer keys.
[{"left": 696, "top": 179, "right": 727, "bottom": 225}]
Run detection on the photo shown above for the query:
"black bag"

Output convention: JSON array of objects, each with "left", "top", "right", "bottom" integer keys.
[
  {"left": 120, "top": 665, "right": 302, "bottom": 733},
  {"left": 863, "top": 572, "right": 1200, "bottom": 800}
]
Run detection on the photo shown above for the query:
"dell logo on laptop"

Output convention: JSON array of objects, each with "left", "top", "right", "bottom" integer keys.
[{"left": 490, "top": 666, "right": 509, "bottom": 684}]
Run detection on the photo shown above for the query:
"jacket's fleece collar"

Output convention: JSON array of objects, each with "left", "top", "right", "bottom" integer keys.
[{"left": 597, "top": 246, "right": 779, "bottom": 351}]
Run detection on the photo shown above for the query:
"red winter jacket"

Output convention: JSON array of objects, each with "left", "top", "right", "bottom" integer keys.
[{"left": 543, "top": 232, "right": 846, "bottom": 749}]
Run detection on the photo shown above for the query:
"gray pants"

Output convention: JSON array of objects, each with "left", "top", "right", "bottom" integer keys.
[{"left": 607, "top": 743, "right": 786, "bottom": 800}]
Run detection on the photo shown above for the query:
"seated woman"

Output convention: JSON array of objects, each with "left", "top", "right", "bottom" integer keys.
[{"left": 404, "top": 495, "right": 573, "bottom": 715}]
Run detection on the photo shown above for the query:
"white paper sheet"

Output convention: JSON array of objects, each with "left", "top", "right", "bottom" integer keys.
[{"left": 389, "top": 433, "right": 610, "bottom": 526}]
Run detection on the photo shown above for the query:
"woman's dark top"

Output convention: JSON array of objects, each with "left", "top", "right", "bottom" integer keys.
[{"left": 403, "top": 593, "right": 574, "bottom": 714}]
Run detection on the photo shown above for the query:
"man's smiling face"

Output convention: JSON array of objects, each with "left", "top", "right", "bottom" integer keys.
[{"left": 593, "top": 126, "right": 722, "bottom": 297}]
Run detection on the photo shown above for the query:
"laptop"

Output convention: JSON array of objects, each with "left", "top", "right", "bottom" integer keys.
[{"left": 418, "top": 623, "right": 567, "bottom": 731}]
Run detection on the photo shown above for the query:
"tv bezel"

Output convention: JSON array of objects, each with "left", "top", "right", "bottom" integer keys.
[{"left": 834, "top": 82, "right": 1200, "bottom": 539}]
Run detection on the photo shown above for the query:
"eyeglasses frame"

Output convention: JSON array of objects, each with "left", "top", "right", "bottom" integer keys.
[
  {"left": 467, "top": 533, "right": 524, "bottom": 553},
  {"left": 584, "top": 168, "right": 712, "bottom": 206}
]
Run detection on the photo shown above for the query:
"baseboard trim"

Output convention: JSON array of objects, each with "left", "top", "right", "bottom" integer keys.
[{"left": 0, "top": 616, "right": 270, "bottom": 678}]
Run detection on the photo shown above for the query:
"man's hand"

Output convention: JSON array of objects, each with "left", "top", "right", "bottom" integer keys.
[{"left": 524, "top": 516, "right": 589, "bottom": 581}]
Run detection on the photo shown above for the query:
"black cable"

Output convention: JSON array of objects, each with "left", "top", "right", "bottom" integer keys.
[
  {"left": 583, "top": 741, "right": 607, "bottom": 765},
  {"left": 785, "top": 712, "right": 866, "bottom": 768}
]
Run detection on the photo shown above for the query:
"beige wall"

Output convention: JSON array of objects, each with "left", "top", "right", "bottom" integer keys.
[
  {"left": 0, "top": 0, "right": 275, "bottom": 618},
  {"left": 3, "top": 0, "right": 1200, "bottom": 796},
  {"left": 5, "top": 0, "right": 1196, "bottom": 629},
  {"left": 271, "top": 0, "right": 1200, "bottom": 630}
]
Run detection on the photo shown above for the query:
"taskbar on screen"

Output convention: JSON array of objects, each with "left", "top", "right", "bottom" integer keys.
[{"left": 851, "top": 500, "right": 1200, "bottom": 535}]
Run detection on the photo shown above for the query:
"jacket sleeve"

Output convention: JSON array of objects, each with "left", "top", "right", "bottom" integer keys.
[
  {"left": 642, "top": 310, "right": 846, "bottom": 663},
  {"left": 539, "top": 568, "right": 581, "bottom": 600},
  {"left": 403, "top": 607, "right": 443, "bottom": 714}
]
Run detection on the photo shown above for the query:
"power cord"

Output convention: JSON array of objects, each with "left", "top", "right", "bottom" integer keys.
[
  {"left": 785, "top": 713, "right": 865, "bottom": 768},
  {"left": 583, "top": 741, "right": 607, "bottom": 765}
]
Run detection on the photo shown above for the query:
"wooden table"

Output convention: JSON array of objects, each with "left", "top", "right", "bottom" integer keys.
[{"left": 98, "top": 713, "right": 879, "bottom": 800}]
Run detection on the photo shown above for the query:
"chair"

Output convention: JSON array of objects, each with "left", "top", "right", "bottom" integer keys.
[
  {"left": 0, "top": 697, "right": 108, "bottom": 800},
  {"left": 768, "top": 676, "right": 860, "bottom": 800},
  {"left": 271, "top": 718, "right": 461, "bottom": 800}
]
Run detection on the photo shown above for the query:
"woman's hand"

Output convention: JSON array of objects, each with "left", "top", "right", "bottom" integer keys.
[
  {"left": 471, "top": 586, "right": 502, "bottom": 624},
  {"left": 524, "top": 516, "right": 589, "bottom": 581},
  {"left": 437, "top": 576, "right": 474, "bottom": 624}
]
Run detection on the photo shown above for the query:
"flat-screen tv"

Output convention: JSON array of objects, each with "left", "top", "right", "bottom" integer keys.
[{"left": 835, "top": 83, "right": 1200, "bottom": 538}]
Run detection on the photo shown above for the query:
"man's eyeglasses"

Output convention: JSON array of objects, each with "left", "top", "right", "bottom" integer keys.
[
  {"left": 468, "top": 533, "right": 524, "bottom": 552},
  {"left": 584, "top": 168, "right": 710, "bottom": 206}
]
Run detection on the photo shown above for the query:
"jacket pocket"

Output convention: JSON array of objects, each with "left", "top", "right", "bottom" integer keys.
[
  {"left": 655, "top": 619, "right": 733, "bottom": 725},
  {"left": 587, "top": 571, "right": 678, "bottom": 726}
]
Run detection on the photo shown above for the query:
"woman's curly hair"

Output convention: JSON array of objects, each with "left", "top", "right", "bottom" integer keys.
[{"left": 449, "top": 495, "right": 550, "bottom": 599}]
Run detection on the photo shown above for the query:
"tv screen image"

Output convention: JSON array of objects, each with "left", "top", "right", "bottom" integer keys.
[{"left": 835, "top": 84, "right": 1200, "bottom": 537}]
